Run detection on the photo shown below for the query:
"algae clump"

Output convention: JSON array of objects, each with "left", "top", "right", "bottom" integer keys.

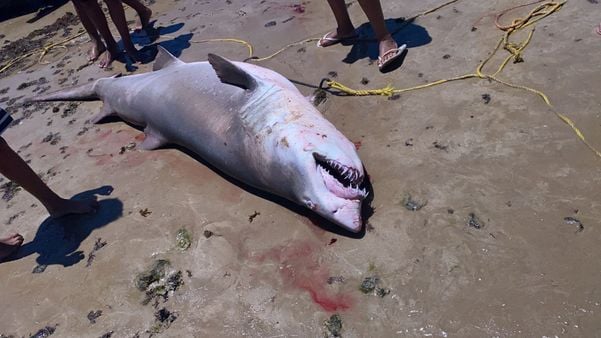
[
  {"left": 324, "top": 314, "right": 342, "bottom": 337},
  {"left": 135, "top": 259, "right": 170, "bottom": 291},
  {"left": 359, "top": 276, "right": 379, "bottom": 294},
  {"left": 175, "top": 228, "right": 192, "bottom": 250}
]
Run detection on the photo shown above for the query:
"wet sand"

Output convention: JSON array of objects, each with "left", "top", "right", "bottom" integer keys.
[{"left": 1, "top": 0, "right": 601, "bottom": 336}]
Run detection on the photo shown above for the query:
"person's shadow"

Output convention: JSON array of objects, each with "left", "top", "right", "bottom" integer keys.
[
  {"left": 121, "top": 21, "right": 193, "bottom": 71},
  {"left": 342, "top": 17, "right": 432, "bottom": 73},
  {"left": 6, "top": 186, "right": 123, "bottom": 270}
]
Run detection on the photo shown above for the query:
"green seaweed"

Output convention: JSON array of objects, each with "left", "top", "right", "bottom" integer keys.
[
  {"left": 135, "top": 259, "right": 170, "bottom": 291},
  {"left": 324, "top": 314, "right": 342, "bottom": 337},
  {"left": 166, "top": 271, "right": 184, "bottom": 292},
  {"left": 140, "top": 269, "right": 184, "bottom": 306},
  {"left": 175, "top": 228, "right": 192, "bottom": 250},
  {"left": 359, "top": 276, "right": 379, "bottom": 294}
]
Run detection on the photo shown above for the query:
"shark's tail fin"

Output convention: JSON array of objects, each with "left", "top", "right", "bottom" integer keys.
[
  {"left": 32, "top": 82, "right": 98, "bottom": 102},
  {"left": 31, "top": 74, "right": 121, "bottom": 102}
]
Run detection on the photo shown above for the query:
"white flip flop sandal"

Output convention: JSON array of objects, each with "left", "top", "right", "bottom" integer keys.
[
  {"left": 316, "top": 31, "right": 359, "bottom": 48},
  {"left": 377, "top": 44, "right": 407, "bottom": 70}
]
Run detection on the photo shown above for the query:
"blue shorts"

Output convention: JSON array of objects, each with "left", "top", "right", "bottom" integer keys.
[{"left": 0, "top": 108, "right": 13, "bottom": 135}]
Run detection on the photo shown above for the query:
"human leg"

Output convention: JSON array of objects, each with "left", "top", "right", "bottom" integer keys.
[
  {"left": 71, "top": 0, "right": 106, "bottom": 61},
  {"left": 76, "top": 0, "right": 121, "bottom": 68},
  {"left": 0, "top": 137, "right": 98, "bottom": 218},
  {"left": 122, "top": 0, "right": 152, "bottom": 30},
  {"left": 318, "top": 0, "right": 358, "bottom": 47},
  {"left": 356, "top": 0, "right": 405, "bottom": 68},
  {"left": 103, "top": 0, "right": 139, "bottom": 59}
]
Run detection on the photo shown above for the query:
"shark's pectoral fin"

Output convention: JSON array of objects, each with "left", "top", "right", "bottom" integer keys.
[
  {"left": 90, "top": 102, "right": 115, "bottom": 124},
  {"left": 208, "top": 54, "right": 257, "bottom": 91},
  {"left": 139, "top": 127, "right": 167, "bottom": 150}
]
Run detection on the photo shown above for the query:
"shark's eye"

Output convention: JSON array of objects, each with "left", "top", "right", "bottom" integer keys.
[{"left": 303, "top": 199, "right": 317, "bottom": 210}]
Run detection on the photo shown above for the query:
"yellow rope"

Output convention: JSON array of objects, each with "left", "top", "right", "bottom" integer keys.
[
  {"left": 325, "top": 1, "right": 601, "bottom": 159},
  {"left": 186, "top": 37, "right": 321, "bottom": 62},
  {"left": 250, "top": 38, "right": 319, "bottom": 62},
  {"left": 187, "top": 38, "right": 255, "bottom": 59},
  {"left": 1, "top": 0, "right": 597, "bottom": 158},
  {"left": 0, "top": 31, "right": 86, "bottom": 74}
]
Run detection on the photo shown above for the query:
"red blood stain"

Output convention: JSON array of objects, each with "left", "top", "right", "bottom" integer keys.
[
  {"left": 258, "top": 241, "right": 353, "bottom": 312},
  {"left": 134, "top": 133, "right": 145, "bottom": 142},
  {"left": 353, "top": 141, "right": 362, "bottom": 150}
]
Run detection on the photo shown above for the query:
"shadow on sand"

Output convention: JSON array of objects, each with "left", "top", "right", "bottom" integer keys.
[
  {"left": 340, "top": 17, "right": 432, "bottom": 73},
  {"left": 121, "top": 21, "right": 193, "bottom": 71},
  {"left": 7, "top": 186, "right": 123, "bottom": 270}
]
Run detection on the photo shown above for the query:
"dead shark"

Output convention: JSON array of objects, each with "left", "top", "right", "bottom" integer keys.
[{"left": 34, "top": 47, "right": 368, "bottom": 232}]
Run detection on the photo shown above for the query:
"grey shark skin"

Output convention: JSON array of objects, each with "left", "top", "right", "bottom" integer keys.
[{"left": 35, "top": 47, "right": 368, "bottom": 232}]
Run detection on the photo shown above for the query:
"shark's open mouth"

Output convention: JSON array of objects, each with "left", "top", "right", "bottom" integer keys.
[{"left": 314, "top": 153, "right": 367, "bottom": 200}]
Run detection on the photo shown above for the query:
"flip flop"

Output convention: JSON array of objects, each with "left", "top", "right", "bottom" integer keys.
[
  {"left": 377, "top": 44, "right": 407, "bottom": 71},
  {"left": 316, "top": 31, "right": 358, "bottom": 48}
]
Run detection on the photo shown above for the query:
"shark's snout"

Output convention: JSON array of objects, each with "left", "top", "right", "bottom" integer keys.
[{"left": 307, "top": 152, "right": 367, "bottom": 232}]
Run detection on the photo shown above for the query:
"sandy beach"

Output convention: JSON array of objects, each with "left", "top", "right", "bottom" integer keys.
[{"left": 1, "top": 0, "right": 601, "bottom": 336}]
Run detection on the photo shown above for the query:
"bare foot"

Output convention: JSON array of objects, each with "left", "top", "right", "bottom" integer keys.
[
  {"left": 87, "top": 40, "right": 106, "bottom": 62},
  {"left": 48, "top": 197, "right": 99, "bottom": 219},
  {"left": 0, "top": 233, "right": 24, "bottom": 261},
  {"left": 135, "top": 7, "right": 152, "bottom": 31},
  {"left": 98, "top": 48, "right": 119, "bottom": 69}
]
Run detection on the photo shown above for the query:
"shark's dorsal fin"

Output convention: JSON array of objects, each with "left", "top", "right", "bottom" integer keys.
[
  {"left": 153, "top": 46, "right": 184, "bottom": 71},
  {"left": 208, "top": 53, "right": 257, "bottom": 91}
]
